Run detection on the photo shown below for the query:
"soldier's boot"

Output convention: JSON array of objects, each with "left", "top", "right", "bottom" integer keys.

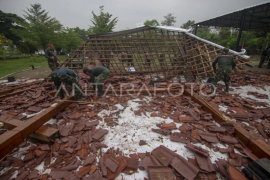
[
  {"left": 97, "top": 85, "right": 103, "bottom": 96},
  {"left": 210, "top": 85, "right": 215, "bottom": 93},
  {"left": 258, "top": 62, "right": 263, "bottom": 68},
  {"left": 225, "top": 84, "right": 229, "bottom": 93}
]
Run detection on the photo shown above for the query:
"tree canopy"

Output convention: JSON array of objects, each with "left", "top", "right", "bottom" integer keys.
[
  {"left": 144, "top": 19, "right": 160, "bottom": 26},
  {"left": 180, "top": 20, "right": 195, "bottom": 29},
  {"left": 12, "top": 3, "right": 63, "bottom": 52},
  {"left": 161, "top": 13, "right": 176, "bottom": 26},
  {"left": 0, "top": 10, "right": 24, "bottom": 46},
  {"left": 90, "top": 6, "right": 118, "bottom": 35},
  {"left": 181, "top": 20, "right": 270, "bottom": 53}
]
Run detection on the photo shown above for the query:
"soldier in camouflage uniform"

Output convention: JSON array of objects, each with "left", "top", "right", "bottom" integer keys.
[
  {"left": 45, "top": 43, "right": 61, "bottom": 71},
  {"left": 83, "top": 66, "right": 110, "bottom": 96},
  {"left": 51, "top": 68, "right": 83, "bottom": 100},
  {"left": 212, "top": 48, "right": 236, "bottom": 93}
]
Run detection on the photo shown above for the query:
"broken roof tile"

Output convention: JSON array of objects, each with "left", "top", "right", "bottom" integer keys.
[
  {"left": 195, "top": 153, "right": 215, "bottom": 173},
  {"left": 68, "top": 136, "right": 77, "bottom": 147},
  {"left": 15, "top": 171, "right": 29, "bottom": 180},
  {"left": 148, "top": 166, "right": 176, "bottom": 180},
  {"left": 208, "top": 126, "right": 226, "bottom": 133},
  {"left": 138, "top": 153, "right": 146, "bottom": 160},
  {"left": 170, "top": 156, "right": 199, "bottom": 180},
  {"left": 220, "top": 122, "right": 235, "bottom": 134},
  {"left": 227, "top": 163, "right": 248, "bottom": 180},
  {"left": 86, "top": 120, "right": 99, "bottom": 127},
  {"left": 170, "top": 132, "right": 190, "bottom": 144},
  {"left": 228, "top": 153, "right": 243, "bottom": 167},
  {"left": 86, "top": 111, "right": 96, "bottom": 118},
  {"left": 28, "top": 170, "right": 39, "bottom": 180},
  {"left": 122, "top": 156, "right": 139, "bottom": 175},
  {"left": 50, "top": 169, "right": 72, "bottom": 180},
  {"left": 179, "top": 116, "right": 195, "bottom": 123},
  {"left": 152, "top": 128, "right": 171, "bottom": 136},
  {"left": 198, "top": 132, "right": 219, "bottom": 143},
  {"left": 219, "top": 147, "right": 233, "bottom": 153},
  {"left": 185, "top": 143, "right": 209, "bottom": 156},
  {"left": 99, "top": 157, "right": 107, "bottom": 177},
  {"left": 105, "top": 156, "right": 127, "bottom": 180},
  {"left": 27, "top": 106, "right": 43, "bottom": 112},
  {"left": 162, "top": 122, "right": 177, "bottom": 129},
  {"left": 219, "top": 136, "right": 238, "bottom": 144},
  {"left": 141, "top": 155, "right": 162, "bottom": 171},
  {"left": 152, "top": 147, "right": 175, "bottom": 166},
  {"left": 129, "top": 153, "right": 139, "bottom": 160},
  {"left": 92, "top": 129, "right": 108, "bottom": 140},
  {"left": 78, "top": 165, "right": 92, "bottom": 178},
  {"left": 105, "top": 158, "right": 119, "bottom": 172},
  {"left": 139, "top": 140, "right": 147, "bottom": 146},
  {"left": 37, "top": 144, "right": 50, "bottom": 151}
]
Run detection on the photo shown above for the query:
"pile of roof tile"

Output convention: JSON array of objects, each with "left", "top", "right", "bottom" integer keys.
[
  {"left": 1, "top": 76, "right": 270, "bottom": 179},
  {"left": 0, "top": 82, "right": 57, "bottom": 122},
  {"left": 231, "top": 70, "right": 270, "bottom": 87}
]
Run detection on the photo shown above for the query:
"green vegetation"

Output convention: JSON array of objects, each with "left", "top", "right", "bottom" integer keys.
[
  {"left": 91, "top": 6, "right": 118, "bottom": 35},
  {"left": 180, "top": 20, "right": 270, "bottom": 53},
  {"left": 250, "top": 55, "right": 260, "bottom": 61},
  {"left": 0, "top": 55, "right": 67, "bottom": 77}
]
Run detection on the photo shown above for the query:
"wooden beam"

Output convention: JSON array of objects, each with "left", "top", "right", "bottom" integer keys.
[
  {"left": 184, "top": 88, "right": 270, "bottom": 159},
  {"left": 0, "top": 96, "right": 74, "bottom": 159}
]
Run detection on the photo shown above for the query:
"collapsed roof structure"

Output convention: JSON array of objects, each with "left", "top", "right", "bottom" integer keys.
[{"left": 61, "top": 26, "right": 251, "bottom": 82}]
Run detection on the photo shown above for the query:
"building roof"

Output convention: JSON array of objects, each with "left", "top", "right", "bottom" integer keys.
[
  {"left": 193, "top": 2, "right": 270, "bottom": 30},
  {"left": 87, "top": 25, "right": 249, "bottom": 59}
]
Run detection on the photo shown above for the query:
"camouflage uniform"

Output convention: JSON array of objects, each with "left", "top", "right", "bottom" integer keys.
[
  {"left": 95, "top": 72, "right": 109, "bottom": 83},
  {"left": 48, "top": 62, "right": 60, "bottom": 71},
  {"left": 212, "top": 68, "right": 233, "bottom": 86},
  {"left": 212, "top": 53, "right": 236, "bottom": 90},
  {"left": 89, "top": 66, "right": 110, "bottom": 84},
  {"left": 51, "top": 68, "right": 82, "bottom": 99},
  {"left": 45, "top": 48, "right": 60, "bottom": 71}
]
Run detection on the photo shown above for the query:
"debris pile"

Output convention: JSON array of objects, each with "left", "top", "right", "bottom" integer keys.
[
  {"left": 0, "top": 89, "right": 266, "bottom": 180},
  {"left": 0, "top": 82, "right": 56, "bottom": 122}
]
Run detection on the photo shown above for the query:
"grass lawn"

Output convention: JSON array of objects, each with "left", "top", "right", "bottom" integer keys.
[
  {"left": 0, "top": 55, "right": 67, "bottom": 78},
  {"left": 250, "top": 55, "right": 260, "bottom": 61}
]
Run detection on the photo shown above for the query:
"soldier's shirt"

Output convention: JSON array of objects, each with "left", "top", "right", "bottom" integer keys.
[
  {"left": 88, "top": 66, "right": 110, "bottom": 83},
  {"left": 45, "top": 48, "right": 58, "bottom": 63},
  {"left": 212, "top": 55, "right": 236, "bottom": 71},
  {"left": 52, "top": 68, "right": 79, "bottom": 83}
]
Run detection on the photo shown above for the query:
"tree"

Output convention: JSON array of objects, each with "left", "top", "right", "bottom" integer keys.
[
  {"left": 90, "top": 6, "right": 118, "bottom": 35},
  {"left": 72, "top": 27, "right": 92, "bottom": 41},
  {"left": 12, "top": 3, "right": 62, "bottom": 52},
  {"left": 18, "top": 40, "right": 38, "bottom": 60},
  {"left": 181, "top": 20, "right": 195, "bottom": 29},
  {"left": 144, "top": 19, "right": 160, "bottom": 26},
  {"left": 56, "top": 28, "right": 83, "bottom": 53},
  {"left": 161, "top": 13, "right": 176, "bottom": 26},
  {"left": 0, "top": 10, "right": 24, "bottom": 46},
  {"left": 0, "top": 34, "right": 12, "bottom": 61}
]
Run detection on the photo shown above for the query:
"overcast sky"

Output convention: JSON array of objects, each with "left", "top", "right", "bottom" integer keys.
[{"left": 0, "top": 0, "right": 268, "bottom": 31}]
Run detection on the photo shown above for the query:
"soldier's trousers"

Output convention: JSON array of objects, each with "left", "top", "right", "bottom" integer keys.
[
  {"left": 259, "top": 56, "right": 269, "bottom": 68},
  {"left": 95, "top": 71, "right": 110, "bottom": 84},
  {"left": 48, "top": 62, "right": 60, "bottom": 71},
  {"left": 51, "top": 73, "right": 82, "bottom": 99},
  {"left": 212, "top": 68, "right": 232, "bottom": 86}
]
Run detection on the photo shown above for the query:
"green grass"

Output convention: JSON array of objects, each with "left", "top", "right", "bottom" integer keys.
[
  {"left": 0, "top": 55, "right": 67, "bottom": 78},
  {"left": 250, "top": 55, "right": 260, "bottom": 61}
]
